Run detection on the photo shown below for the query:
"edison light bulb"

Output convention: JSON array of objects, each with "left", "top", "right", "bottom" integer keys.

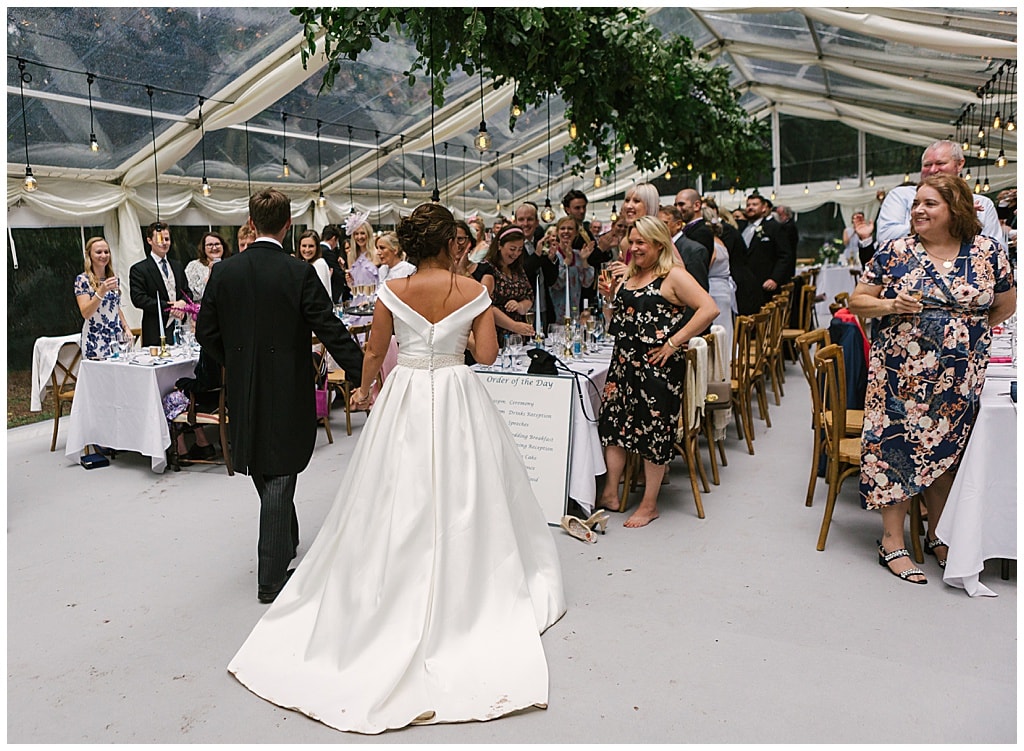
[
  {"left": 996, "top": 150, "right": 1007, "bottom": 168},
  {"left": 475, "top": 122, "right": 491, "bottom": 152},
  {"left": 282, "top": 160, "right": 290, "bottom": 178},
  {"left": 540, "top": 200, "right": 556, "bottom": 223},
  {"left": 23, "top": 167, "right": 37, "bottom": 192},
  {"left": 90, "top": 133, "right": 99, "bottom": 152},
  {"left": 569, "top": 122, "right": 577, "bottom": 139},
  {"left": 201, "top": 178, "right": 212, "bottom": 197}
]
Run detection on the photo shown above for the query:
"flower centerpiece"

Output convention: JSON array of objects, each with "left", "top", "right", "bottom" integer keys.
[{"left": 818, "top": 237, "right": 844, "bottom": 265}]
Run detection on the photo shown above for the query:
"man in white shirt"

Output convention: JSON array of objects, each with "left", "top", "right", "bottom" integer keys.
[{"left": 858, "top": 140, "right": 1006, "bottom": 258}]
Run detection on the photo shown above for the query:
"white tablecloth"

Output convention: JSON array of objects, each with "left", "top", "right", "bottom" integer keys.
[
  {"left": 800, "top": 264, "right": 859, "bottom": 325},
  {"left": 30, "top": 334, "right": 81, "bottom": 411},
  {"left": 64, "top": 352, "right": 199, "bottom": 473},
  {"left": 935, "top": 371, "right": 1017, "bottom": 596}
]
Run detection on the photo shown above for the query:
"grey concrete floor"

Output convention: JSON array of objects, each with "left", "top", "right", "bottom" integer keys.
[{"left": 6, "top": 360, "right": 1016, "bottom": 743}]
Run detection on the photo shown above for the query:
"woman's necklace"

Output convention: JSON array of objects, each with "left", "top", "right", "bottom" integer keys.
[{"left": 920, "top": 241, "right": 959, "bottom": 270}]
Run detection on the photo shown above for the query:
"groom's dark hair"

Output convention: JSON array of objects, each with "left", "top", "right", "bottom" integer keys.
[{"left": 249, "top": 189, "right": 291, "bottom": 236}]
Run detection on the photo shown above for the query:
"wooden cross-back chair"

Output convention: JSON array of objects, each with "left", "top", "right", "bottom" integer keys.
[
  {"left": 671, "top": 345, "right": 710, "bottom": 518},
  {"left": 168, "top": 366, "right": 232, "bottom": 475},
  {"left": 701, "top": 329, "right": 733, "bottom": 485},
  {"left": 323, "top": 323, "right": 380, "bottom": 436},
  {"left": 782, "top": 284, "right": 817, "bottom": 362},
  {"left": 49, "top": 341, "right": 83, "bottom": 452},
  {"left": 729, "top": 315, "right": 758, "bottom": 455}
]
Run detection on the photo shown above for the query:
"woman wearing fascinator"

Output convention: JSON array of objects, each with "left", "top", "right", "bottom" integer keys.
[{"left": 344, "top": 211, "right": 380, "bottom": 289}]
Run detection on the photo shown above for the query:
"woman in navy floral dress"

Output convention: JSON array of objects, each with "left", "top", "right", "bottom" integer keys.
[
  {"left": 850, "top": 174, "right": 1016, "bottom": 584},
  {"left": 75, "top": 237, "right": 130, "bottom": 358},
  {"left": 595, "top": 216, "right": 719, "bottom": 528}
]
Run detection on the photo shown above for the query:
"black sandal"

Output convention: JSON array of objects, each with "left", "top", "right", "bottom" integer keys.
[
  {"left": 878, "top": 543, "right": 927, "bottom": 584},
  {"left": 924, "top": 536, "right": 948, "bottom": 569}
]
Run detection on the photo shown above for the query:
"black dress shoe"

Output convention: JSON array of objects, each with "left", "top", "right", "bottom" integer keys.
[
  {"left": 186, "top": 443, "right": 216, "bottom": 460},
  {"left": 257, "top": 569, "right": 295, "bottom": 603}
]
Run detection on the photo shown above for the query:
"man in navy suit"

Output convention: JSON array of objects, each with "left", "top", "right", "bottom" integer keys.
[
  {"left": 196, "top": 189, "right": 365, "bottom": 603},
  {"left": 129, "top": 222, "right": 192, "bottom": 346}
]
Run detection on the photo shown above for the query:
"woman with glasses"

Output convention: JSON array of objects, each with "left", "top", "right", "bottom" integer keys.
[{"left": 185, "top": 231, "right": 231, "bottom": 301}]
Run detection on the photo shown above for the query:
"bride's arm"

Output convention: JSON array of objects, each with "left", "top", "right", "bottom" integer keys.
[
  {"left": 469, "top": 308, "right": 499, "bottom": 365},
  {"left": 352, "top": 305, "right": 392, "bottom": 407}
]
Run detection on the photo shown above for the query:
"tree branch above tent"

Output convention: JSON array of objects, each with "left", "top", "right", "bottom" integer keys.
[{"left": 292, "top": 7, "right": 771, "bottom": 185}]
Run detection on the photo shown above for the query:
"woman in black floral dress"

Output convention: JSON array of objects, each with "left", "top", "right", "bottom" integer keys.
[
  {"left": 596, "top": 216, "right": 719, "bottom": 527},
  {"left": 477, "top": 226, "right": 536, "bottom": 339}
]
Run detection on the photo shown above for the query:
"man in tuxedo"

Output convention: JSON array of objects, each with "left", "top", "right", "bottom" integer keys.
[
  {"left": 516, "top": 201, "right": 558, "bottom": 329},
  {"left": 773, "top": 204, "right": 800, "bottom": 253},
  {"left": 196, "top": 189, "right": 365, "bottom": 604},
  {"left": 129, "top": 222, "right": 192, "bottom": 347},
  {"left": 319, "top": 224, "right": 349, "bottom": 304},
  {"left": 657, "top": 204, "right": 709, "bottom": 291},
  {"left": 674, "top": 188, "right": 715, "bottom": 257},
  {"left": 742, "top": 192, "right": 794, "bottom": 308}
]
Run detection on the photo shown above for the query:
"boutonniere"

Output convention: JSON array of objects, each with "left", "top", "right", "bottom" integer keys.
[{"left": 754, "top": 224, "right": 765, "bottom": 239}]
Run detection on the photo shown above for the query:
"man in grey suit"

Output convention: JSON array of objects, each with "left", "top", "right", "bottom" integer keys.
[{"left": 196, "top": 189, "right": 365, "bottom": 603}]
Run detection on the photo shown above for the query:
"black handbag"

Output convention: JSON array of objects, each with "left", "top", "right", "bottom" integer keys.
[
  {"left": 524, "top": 348, "right": 600, "bottom": 423},
  {"left": 526, "top": 347, "right": 560, "bottom": 375}
]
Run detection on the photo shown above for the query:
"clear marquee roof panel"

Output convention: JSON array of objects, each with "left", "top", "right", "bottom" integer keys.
[{"left": 6, "top": 6, "right": 1018, "bottom": 225}]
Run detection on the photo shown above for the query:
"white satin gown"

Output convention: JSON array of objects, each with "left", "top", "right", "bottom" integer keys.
[{"left": 228, "top": 282, "right": 566, "bottom": 734}]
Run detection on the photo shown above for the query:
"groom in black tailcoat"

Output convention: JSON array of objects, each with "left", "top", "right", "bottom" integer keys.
[{"left": 196, "top": 188, "right": 365, "bottom": 603}]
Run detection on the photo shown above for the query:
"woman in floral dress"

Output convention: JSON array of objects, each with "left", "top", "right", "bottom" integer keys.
[
  {"left": 595, "top": 216, "right": 719, "bottom": 528},
  {"left": 75, "top": 237, "right": 130, "bottom": 358},
  {"left": 850, "top": 174, "right": 1016, "bottom": 584}
]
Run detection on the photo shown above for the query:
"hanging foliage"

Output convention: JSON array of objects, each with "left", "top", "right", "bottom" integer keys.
[{"left": 292, "top": 7, "right": 770, "bottom": 184}]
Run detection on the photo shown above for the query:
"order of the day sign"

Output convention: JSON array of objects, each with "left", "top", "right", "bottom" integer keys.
[{"left": 477, "top": 372, "right": 574, "bottom": 525}]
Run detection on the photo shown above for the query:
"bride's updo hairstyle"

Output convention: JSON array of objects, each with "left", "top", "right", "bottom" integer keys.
[{"left": 397, "top": 203, "right": 457, "bottom": 268}]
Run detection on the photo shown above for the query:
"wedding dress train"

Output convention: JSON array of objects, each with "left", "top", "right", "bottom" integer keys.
[{"left": 228, "top": 283, "right": 566, "bottom": 734}]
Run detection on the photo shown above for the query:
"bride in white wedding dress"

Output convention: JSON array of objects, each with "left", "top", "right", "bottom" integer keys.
[{"left": 228, "top": 203, "right": 566, "bottom": 734}]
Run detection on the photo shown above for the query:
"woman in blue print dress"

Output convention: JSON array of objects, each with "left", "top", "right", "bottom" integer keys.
[
  {"left": 850, "top": 174, "right": 1016, "bottom": 584},
  {"left": 74, "top": 237, "right": 130, "bottom": 358}
]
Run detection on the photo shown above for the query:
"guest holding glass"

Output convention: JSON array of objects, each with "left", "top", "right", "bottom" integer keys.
[
  {"left": 595, "top": 216, "right": 719, "bottom": 528},
  {"left": 185, "top": 231, "right": 230, "bottom": 301},
  {"left": 294, "top": 230, "right": 333, "bottom": 298},
  {"left": 849, "top": 174, "right": 1016, "bottom": 584},
  {"left": 345, "top": 216, "right": 379, "bottom": 289},
  {"left": 477, "top": 225, "right": 535, "bottom": 339},
  {"left": 75, "top": 237, "right": 131, "bottom": 359},
  {"left": 549, "top": 217, "right": 595, "bottom": 319},
  {"left": 376, "top": 231, "right": 416, "bottom": 283}
]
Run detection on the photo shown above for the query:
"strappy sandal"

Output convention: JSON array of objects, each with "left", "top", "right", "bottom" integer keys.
[
  {"left": 877, "top": 543, "right": 927, "bottom": 584},
  {"left": 923, "top": 536, "right": 948, "bottom": 569}
]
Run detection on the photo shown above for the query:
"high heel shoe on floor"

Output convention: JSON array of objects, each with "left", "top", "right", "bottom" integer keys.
[
  {"left": 923, "top": 536, "right": 948, "bottom": 569},
  {"left": 877, "top": 542, "right": 927, "bottom": 585},
  {"left": 560, "top": 515, "right": 596, "bottom": 544},
  {"left": 582, "top": 510, "right": 611, "bottom": 534}
]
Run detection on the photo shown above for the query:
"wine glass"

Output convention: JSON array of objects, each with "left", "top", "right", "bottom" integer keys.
[{"left": 116, "top": 328, "right": 133, "bottom": 360}]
